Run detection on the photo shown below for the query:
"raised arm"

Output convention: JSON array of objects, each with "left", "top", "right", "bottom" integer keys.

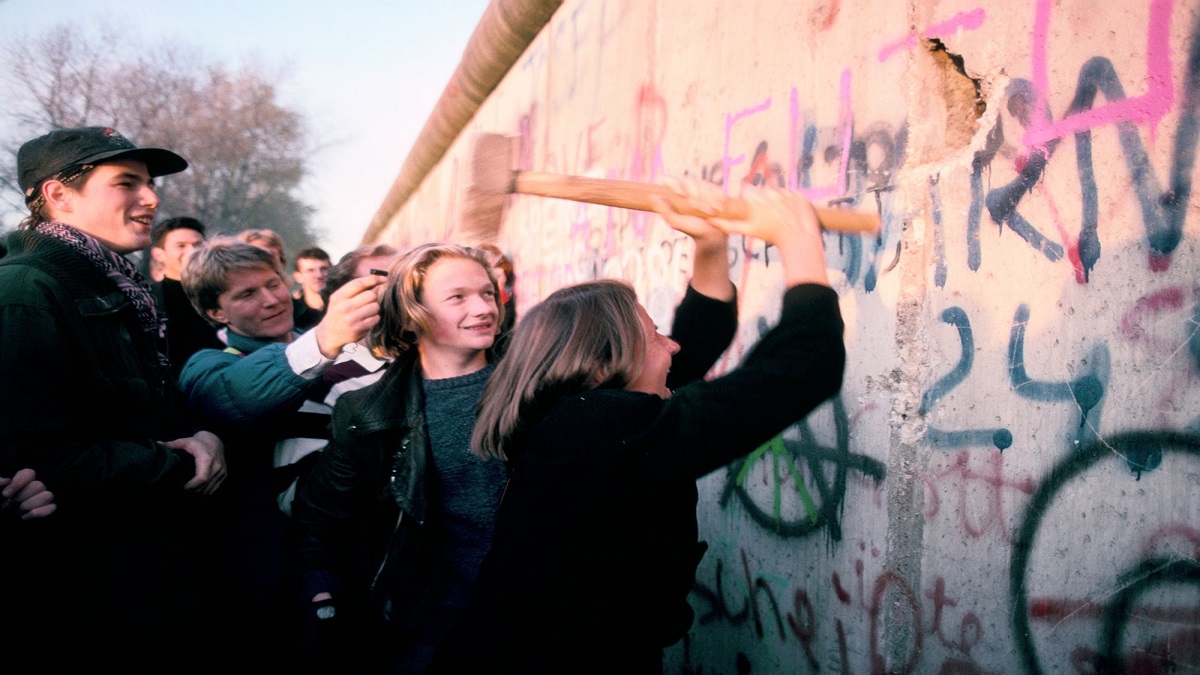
[
  {"left": 707, "top": 185, "right": 829, "bottom": 288},
  {"left": 179, "top": 340, "right": 318, "bottom": 425},
  {"left": 649, "top": 185, "right": 844, "bottom": 479},
  {"left": 648, "top": 180, "right": 739, "bottom": 388},
  {"left": 180, "top": 275, "right": 383, "bottom": 426},
  {"left": 649, "top": 178, "right": 735, "bottom": 302},
  {"left": 311, "top": 275, "right": 384, "bottom": 358},
  {"left": 650, "top": 179, "right": 829, "bottom": 291}
]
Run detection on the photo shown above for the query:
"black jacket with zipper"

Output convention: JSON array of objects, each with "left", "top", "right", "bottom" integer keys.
[{"left": 293, "top": 347, "right": 440, "bottom": 632}]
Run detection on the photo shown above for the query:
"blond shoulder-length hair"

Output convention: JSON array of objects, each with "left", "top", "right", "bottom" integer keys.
[
  {"left": 367, "top": 243, "right": 502, "bottom": 358},
  {"left": 472, "top": 279, "right": 647, "bottom": 461}
]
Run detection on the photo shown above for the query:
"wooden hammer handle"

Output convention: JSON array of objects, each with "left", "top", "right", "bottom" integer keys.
[{"left": 512, "top": 172, "right": 880, "bottom": 233}]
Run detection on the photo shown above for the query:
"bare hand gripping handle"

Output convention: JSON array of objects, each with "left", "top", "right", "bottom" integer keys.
[{"left": 512, "top": 172, "right": 880, "bottom": 233}]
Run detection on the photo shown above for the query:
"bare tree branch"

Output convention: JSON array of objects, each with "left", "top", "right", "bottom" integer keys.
[{"left": 1, "top": 21, "right": 318, "bottom": 247}]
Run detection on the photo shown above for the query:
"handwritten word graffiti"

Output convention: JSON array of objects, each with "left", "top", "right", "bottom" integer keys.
[
  {"left": 716, "top": 83, "right": 903, "bottom": 292},
  {"left": 920, "top": 450, "right": 1035, "bottom": 542},
  {"left": 971, "top": 1, "right": 1199, "bottom": 284},
  {"left": 978, "top": 80, "right": 1066, "bottom": 269},
  {"left": 692, "top": 546, "right": 989, "bottom": 674}
]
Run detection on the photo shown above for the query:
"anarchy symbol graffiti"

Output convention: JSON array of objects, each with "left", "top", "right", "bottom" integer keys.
[{"left": 719, "top": 394, "right": 886, "bottom": 541}]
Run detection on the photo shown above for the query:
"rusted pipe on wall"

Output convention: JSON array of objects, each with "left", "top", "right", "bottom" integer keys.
[{"left": 363, "top": 0, "right": 562, "bottom": 243}]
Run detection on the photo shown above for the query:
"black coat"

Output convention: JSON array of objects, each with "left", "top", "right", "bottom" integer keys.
[
  {"left": 293, "top": 348, "right": 440, "bottom": 632},
  {"left": 0, "top": 229, "right": 204, "bottom": 669},
  {"left": 0, "top": 231, "right": 195, "bottom": 492},
  {"left": 433, "top": 283, "right": 844, "bottom": 673},
  {"left": 153, "top": 276, "right": 223, "bottom": 377}
]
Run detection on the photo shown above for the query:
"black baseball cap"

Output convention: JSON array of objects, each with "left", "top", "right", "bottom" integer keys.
[{"left": 17, "top": 127, "right": 188, "bottom": 200}]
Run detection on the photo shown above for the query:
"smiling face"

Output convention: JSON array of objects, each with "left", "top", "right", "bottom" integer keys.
[
  {"left": 415, "top": 256, "right": 498, "bottom": 370},
  {"left": 152, "top": 227, "right": 205, "bottom": 280},
  {"left": 206, "top": 265, "right": 295, "bottom": 342},
  {"left": 46, "top": 159, "right": 159, "bottom": 254},
  {"left": 625, "top": 305, "right": 680, "bottom": 398}
]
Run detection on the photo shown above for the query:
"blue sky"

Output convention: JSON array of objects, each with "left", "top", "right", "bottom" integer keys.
[{"left": 0, "top": 0, "right": 491, "bottom": 256}]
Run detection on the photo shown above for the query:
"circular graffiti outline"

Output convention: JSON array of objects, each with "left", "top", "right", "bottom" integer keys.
[
  {"left": 1010, "top": 431, "right": 1200, "bottom": 674},
  {"left": 1099, "top": 557, "right": 1200, "bottom": 672}
]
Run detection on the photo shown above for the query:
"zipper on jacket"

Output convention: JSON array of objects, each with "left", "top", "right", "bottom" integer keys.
[{"left": 370, "top": 508, "right": 404, "bottom": 593}]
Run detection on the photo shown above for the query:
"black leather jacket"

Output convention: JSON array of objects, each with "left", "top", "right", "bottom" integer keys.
[{"left": 293, "top": 348, "right": 440, "bottom": 630}]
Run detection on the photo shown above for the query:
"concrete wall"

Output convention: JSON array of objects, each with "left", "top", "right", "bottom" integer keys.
[{"left": 374, "top": 1, "right": 1200, "bottom": 672}]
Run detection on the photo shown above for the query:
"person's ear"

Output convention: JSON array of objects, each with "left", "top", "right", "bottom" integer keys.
[
  {"left": 150, "top": 247, "right": 167, "bottom": 265},
  {"left": 41, "top": 180, "right": 73, "bottom": 216},
  {"left": 292, "top": 270, "right": 303, "bottom": 284},
  {"left": 205, "top": 307, "right": 228, "bottom": 325}
]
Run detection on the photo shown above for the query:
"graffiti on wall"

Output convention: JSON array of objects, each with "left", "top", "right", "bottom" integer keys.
[
  {"left": 1011, "top": 431, "right": 1200, "bottom": 675},
  {"left": 417, "top": 0, "right": 1200, "bottom": 672}
]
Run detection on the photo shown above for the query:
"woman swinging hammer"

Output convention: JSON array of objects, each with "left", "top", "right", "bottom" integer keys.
[{"left": 432, "top": 180, "right": 846, "bottom": 673}]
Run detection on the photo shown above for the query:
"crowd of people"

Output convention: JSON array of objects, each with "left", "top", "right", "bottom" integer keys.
[{"left": 0, "top": 126, "right": 845, "bottom": 673}]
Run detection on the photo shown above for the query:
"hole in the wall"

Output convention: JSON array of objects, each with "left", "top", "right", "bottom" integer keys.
[
  {"left": 926, "top": 37, "right": 985, "bottom": 118},
  {"left": 923, "top": 37, "right": 986, "bottom": 149}
]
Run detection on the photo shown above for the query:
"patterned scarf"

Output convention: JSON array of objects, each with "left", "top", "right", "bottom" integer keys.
[{"left": 35, "top": 221, "right": 171, "bottom": 370}]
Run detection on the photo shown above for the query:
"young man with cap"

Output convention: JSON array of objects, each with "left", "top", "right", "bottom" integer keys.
[{"left": 0, "top": 127, "right": 226, "bottom": 670}]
